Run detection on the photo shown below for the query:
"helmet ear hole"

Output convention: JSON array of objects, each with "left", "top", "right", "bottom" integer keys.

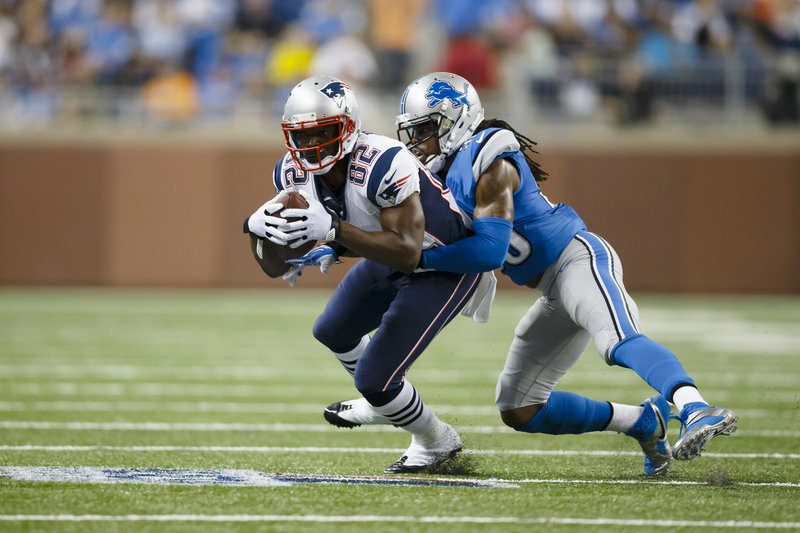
[{"left": 440, "top": 117, "right": 454, "bottom": 133}]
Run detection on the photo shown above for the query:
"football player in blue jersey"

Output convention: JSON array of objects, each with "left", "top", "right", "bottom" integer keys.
[
  {"left": 243, "top": 76, "right": 489, "bottom": 474},
  {"left": 390, "top": 72, "right": 738, "bottom": 476}
]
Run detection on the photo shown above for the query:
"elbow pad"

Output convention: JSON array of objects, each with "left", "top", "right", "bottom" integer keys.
[{"left": 421, "top": 217, "right": 512, "bottom": 273}]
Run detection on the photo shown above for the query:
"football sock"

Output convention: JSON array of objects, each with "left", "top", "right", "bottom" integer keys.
[
  {"left": 606, "top": 403, "right": 645, "bottom": 434},
  {"left": 332, "top": 334, "right": 370, "bottom": 376},
  {"left": 609, "top": 334, "right": 695, "bottom": 401},
  {"left": 516, "top": 391, "right": 612, "bottom": 435},
  {"left": 624, "top": 403, "right": 656, "bottom": 441},
  {"left": 369, "top": 381, "right": 436, "bottom": 436},
  {"left": 671, "top": 385, "right": 707, "bottom": 412}
]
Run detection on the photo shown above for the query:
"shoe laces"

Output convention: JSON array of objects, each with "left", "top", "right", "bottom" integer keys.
[{"left": 670, "top": 414, "right": 686, "bottom": 439}]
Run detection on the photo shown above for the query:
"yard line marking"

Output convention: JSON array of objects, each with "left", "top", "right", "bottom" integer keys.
[
  {"left": 513, "top": 479, "right": 800, "bottom": 488},
  {"left": 5, "top": 382, "right": 800, "bottom": 401},
  {"left": 1, "top": 420, "right": 798, "bottom": 438},
  {"left": 0, "top": 401, "right": 501, "bottom": 416},
  {"left": 2, "top": 363, "right": 798, "bottom": 386},
  {"left": 0, "top": 467, "right": 516, "bottom": 489},
  {"left": 1, "top": 465, "right": 797, "bottom": 490},
  {"left": 0, "top": 515, "right": 798, "bottom": 527},
  {"left": 0, "top": 402, "right": 787, "bottom": 421},
  {"left": 2, "top": 445, "right": 798, "bottom": 460}
]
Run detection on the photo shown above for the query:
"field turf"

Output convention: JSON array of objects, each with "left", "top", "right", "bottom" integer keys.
[{"left": 0, "top": 287, "right": 798, "bottom": 532}]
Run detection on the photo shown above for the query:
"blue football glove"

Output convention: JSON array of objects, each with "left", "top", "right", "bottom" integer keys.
[{"left": 281, "top": 245, "right": 340, "bottom": 287}]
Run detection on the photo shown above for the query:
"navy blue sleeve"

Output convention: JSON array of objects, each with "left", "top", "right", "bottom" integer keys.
[{"left": 272, "top": 159, "right": 285, "bottom": 193}]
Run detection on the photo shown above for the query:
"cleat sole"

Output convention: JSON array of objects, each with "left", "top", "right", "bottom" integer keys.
[
  {"left": 323, "top": 407, "right": 361, "bottom": 429},
  {"left": 673, "top": 412, "right": 738, "bottom": 461},
  {"left": 384, "top": 447, "right": 462, "bottom": 475}
]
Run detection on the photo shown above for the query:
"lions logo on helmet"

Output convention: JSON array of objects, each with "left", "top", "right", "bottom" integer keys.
[
  {"left": 425, "top": 81, "right": 471, "bottom": 110},
  {"left": 320, "top": 81, "right": 349, "bottom": 109},
  {"left": 396, "top": 72, "right": 484, "bottom": 173}
]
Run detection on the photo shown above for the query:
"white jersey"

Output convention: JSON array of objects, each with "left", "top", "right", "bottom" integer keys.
[{"left": 271, "top": 132, "right": 470, "bottom": 250}]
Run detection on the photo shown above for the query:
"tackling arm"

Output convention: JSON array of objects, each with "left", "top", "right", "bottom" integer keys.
[{"left": 420, "top": 158, "right": 519, "bottom": 273}]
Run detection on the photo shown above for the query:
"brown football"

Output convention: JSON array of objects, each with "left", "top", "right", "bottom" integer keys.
[{"left": 271, "top": 191, "right": 317, "bottom": 260}]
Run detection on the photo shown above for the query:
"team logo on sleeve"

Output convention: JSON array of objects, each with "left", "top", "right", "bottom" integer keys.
[
  {"left": 320, "top": 81, "right": 349, "bottom": 109},
  {"left": 378, "top": 174, "right": 411, "bottom": 205},
  {"left": 425, "top": 81, "right": 471, "bottom": 110}
]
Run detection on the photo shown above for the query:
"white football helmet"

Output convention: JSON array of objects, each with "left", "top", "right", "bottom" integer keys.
[
  {"left": 281, "top": 76, "right": 361, "bottom": 175},
  {"left": 396, "top": 72, "right": 484, "bottom": 173}
]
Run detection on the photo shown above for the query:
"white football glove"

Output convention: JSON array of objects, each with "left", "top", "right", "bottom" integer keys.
[
  {"left": 281, "top": 245, "right": 340, "bottom": 287},
  {"left": 246, "top": 192, "right": 292, "bottom": 245},
  {"left": 279, "top": 190, "right": 336, "bottom": 248}
]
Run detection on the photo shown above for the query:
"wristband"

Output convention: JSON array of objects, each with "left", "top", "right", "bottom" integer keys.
[{"left": 324, "top": 214, "right": 341, "bottom": 241}]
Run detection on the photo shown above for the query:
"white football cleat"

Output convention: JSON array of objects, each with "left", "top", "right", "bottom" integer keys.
[
  {"left": 324, "top": 398, "right": 390, "bottom": 428},
  {"left": 384, "top": 420, "right": 463, "bottom": 474}
]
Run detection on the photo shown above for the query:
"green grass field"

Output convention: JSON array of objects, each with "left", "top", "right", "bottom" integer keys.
[{"left": 1, "top": 287, "right": 799, "bottom": 532}]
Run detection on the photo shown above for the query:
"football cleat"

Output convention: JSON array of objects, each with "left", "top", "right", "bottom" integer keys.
[
  {"left": 672, "top": 402, "right": 738, "bottom": 460},
  {"left": 631, "top": 395, "right": 673, "bottom": 476},
  {"left": 384, "top": 421, "right": 462, "bottom": 474},
  {"left": 323, "top": 398, "right": 390, "bottom": 428}
]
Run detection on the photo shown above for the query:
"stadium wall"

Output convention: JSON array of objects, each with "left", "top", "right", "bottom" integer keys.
[{"left": 1, "top": 140, "right": 798, "bottom": 293}]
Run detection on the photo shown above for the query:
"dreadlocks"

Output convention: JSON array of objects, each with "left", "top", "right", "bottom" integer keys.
[{"left": 475, "top": 119, "right": 548, "bottom": 182}]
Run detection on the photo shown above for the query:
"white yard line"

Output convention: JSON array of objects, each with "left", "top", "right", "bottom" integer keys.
[
  {"left": 0, "top": 515, "right": 798, "bottom": 528},
  {"left": 0, "top": 400, "right": 501, "bottom": 415},
  {"left": 2, "top": 444, "right": 798, "bottom": 460},
  {"left": 1, "top": 363, "right": 798, "bottom": 385},
  {"left": 4, "top": 382, "right": 798, "bottom": 402},
  {"left": 0, "top": 401, "right": 786, "bottom": 422},
  {"left": 1, "top": 420, "right": 798, "bottom": 438}
]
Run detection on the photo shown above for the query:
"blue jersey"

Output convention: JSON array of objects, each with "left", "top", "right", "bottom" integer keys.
[{"left": 442, "top": 127, "right": 586, "bottom": 285}]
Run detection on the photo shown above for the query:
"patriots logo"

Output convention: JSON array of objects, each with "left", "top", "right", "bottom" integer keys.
[
  {"left": 378, "top": 173, "right": 411, "bottom": 205},
  {"left": 320, "top": 81, "right": 349, "bottom": 108},
  {"left": 379, "top": 181, "right": 402, "bottom": 204},
  {"left": 425, "top": 81, "right": 471, "bottom": 110}
]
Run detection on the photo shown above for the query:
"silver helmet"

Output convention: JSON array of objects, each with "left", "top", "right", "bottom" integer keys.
[
  {"left": 396, "top": 72, "right": 484, "bottom": 173},
  {"left": 281, "top": 76, "right": 361, "bottom": 175}
]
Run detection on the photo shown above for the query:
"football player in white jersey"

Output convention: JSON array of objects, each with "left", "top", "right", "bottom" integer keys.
[
  {"left": 244, "top": 76, "right": 484, "bottom": 474},
  {"left": 388, "top": 72, "right": 737, "bottom": 476}
]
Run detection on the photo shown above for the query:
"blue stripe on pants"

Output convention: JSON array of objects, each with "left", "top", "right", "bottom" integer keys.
[{"left": 574, "top": 232, "right": 638, "bottom": 341}]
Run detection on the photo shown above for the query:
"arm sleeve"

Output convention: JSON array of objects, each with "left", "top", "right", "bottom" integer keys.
[{"left": 420, "top": 217, "right": 512, "bottom": 273}]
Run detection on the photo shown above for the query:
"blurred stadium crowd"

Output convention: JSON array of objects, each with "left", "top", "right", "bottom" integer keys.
[{"left": 0, "top": 0, "right": 799, "bottom": 132}]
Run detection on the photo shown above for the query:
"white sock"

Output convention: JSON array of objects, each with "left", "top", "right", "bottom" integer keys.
[
  {"left": 672, "top": 385, "right": 707, "bottom": 412},
  {"left": 333, "top": 335, "right": 370, "bottom": 376},
  {"left": 605, "top": 403, "right": 644, "bottom": 433},
  {"left": 372, "top": 380, "right": 436, "bottom": 436}
]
